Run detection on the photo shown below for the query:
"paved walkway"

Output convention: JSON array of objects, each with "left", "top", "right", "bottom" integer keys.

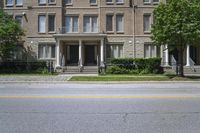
[{"left": 0, "top": 75, "right": 71, "bottom": 82}]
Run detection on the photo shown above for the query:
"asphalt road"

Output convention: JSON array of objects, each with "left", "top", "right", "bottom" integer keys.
[{"left": 0, "top": 83, "right": 200, "bottom": 133}]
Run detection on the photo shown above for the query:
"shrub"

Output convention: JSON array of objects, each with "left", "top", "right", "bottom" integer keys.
[
  {"left": 0, "top": 61, "right": 50, "bottom": 74},
  {"left": 107, "top": 58, "right": 163, "bottom": 74}
]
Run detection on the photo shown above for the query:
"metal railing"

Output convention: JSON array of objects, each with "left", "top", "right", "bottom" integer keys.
[{"left": 189, "top": 57, "right": 196, "bottom": 72}]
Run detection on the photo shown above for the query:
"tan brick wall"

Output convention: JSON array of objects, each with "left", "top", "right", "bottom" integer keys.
[{"left": 2, "top": 0, "right": 163, "bottom": 63}]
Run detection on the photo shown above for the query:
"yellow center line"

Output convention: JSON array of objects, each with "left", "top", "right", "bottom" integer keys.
[{"left": 0, "top": 95, "right": 200, "bottom": 99}]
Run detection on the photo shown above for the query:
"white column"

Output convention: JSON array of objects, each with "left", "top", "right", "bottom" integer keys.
[
  {"left": 186, "top": 45, "right": 191, "bottom": 66},
  {"left": 100, "top": 39, "right": 104, "bottom": 66},
  {"left": 79, "top": 40, "right": 83, "bottom": 66},
  {"left": 56, "top": 39, "right": 61, "bottom": 67},
  {"left": 165, "top": 44, "right": 169, "bottom": 66}
]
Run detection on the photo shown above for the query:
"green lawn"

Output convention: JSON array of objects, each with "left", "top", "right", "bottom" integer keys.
[{"left": 70, "top": 75, "right": 200, "bottom": 81}]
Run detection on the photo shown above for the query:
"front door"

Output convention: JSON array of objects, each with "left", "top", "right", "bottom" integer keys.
[
  {"left": 85, "top": 45, "right": 95, "bottom": 65},
  {"left": 70, "top": 45, "right": 79, "bottom": 65}
]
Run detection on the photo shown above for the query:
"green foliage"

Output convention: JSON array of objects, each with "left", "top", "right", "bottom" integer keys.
[
  {"left": 0, "top": 9, "right": 24, "bottom": 60},
  {"left": 0, "top": 61, "right": 50, "bottom": 74},
  {"left": 151, "top": 0, "right": 200, "bottom": 76},
  {"left": 106, "top": 58, "right": 163, "bottom": 74}
]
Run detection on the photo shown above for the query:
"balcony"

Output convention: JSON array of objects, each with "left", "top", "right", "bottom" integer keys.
[{"left": 57, "top": 27, "right": 99, "bottom": 34}]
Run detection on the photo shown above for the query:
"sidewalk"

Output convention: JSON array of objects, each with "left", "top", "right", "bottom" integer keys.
[{"left": 0, "top": 75, "right": 71, "bottom": 83}]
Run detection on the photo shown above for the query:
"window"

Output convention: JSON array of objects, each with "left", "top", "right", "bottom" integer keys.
[
  {"left": 107, "top": 44, "right": 123, "bottom": 58},
  {"left": 65, "top": 0, "right": 72, "bottom": 5},
  {"left": 48, "top": 15, "right": 55, "bottom": 32},
  {"left": 144, "top": 0, "right": 150, "bottom": 4},
  {"left": 153, "top": 0, "right": 159, "bottom": 3},
  {"left": 144, "top": 44, "right": 158, "bottom": 58},
  {"left": 66, "top": 16, "right": 78, "bottom": 33},
  {"left": 106, "top": 0, "right": 113, "bottom": 4},
  {"left": 143, "top": 14, "right": 151, "bottom": 32},
  {"left": 38, "top": 44, "right": 55, "bottom": 59},
  {"left": 15, "top": 16, "right": 23, "bottom": 27},
  {"left": 38, "top": 15, "right": 46, "bottom": 33},
  {"left": 116, "top": 0, "right": 124, "bottom": 4},
  {"left": 13, "top": 46, "right": 23, "bottom": 60},
  {"left": 48, "top": 0, "right": 56, "bottom": 4},
  {"left": 106, "top": 14, "right": 113, "bottom": 32},
  {"left": 84, "top": 16, "right": 98, "bottom": 33},
  {"left": 6, "top": 0, "right": 13, "bottom": 6},
  {"left": 39, "top": 0, "right": 46, "bottom": 4},
  {"left": 116, "top": 14, "right": 124, "bottom": 32},
  {"left": 16, "top": 0, "right": 23, "bottom": 6},
  {"left": 90, "top": 0, "right": 97, "bottom": 5}
]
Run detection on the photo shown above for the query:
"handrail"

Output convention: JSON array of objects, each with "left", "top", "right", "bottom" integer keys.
[
  {"left": 171, "top": 55, "right": 177, "bottom": 70},
  {"left": 189, "top": 57, "right": 196, "bottom": 72}
]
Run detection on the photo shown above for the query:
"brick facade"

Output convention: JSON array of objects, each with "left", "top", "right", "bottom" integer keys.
[{"left": 2, "top": 0, "right": 172, "bottom": 68}]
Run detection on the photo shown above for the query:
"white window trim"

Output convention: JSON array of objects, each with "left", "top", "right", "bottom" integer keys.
[
  {"left": 106, "top": 0, "right": 114, "bottom": 5},
  {"left": 116, "top": 0, "right": 124, "bottom": 5},
  {"left": 83, "top": 15, "right": 98, "bottom": 33},
  {"left": 38, "top": 44, "right": 56, "bottom": 59},
  {"left": 109, "top": 44, "right": 124, "bottom": 58},
  {"left": 66, "top": 0, "right": 73, "bottom": 5},
  {"left": 153, "top": 0, "right": 159, "bottom": 4},
  {"left": 144, "top": 0, "right": 151, "bottom": 4},
  {"left": 6, "top": 0, "right": 14, "bottom": 6},
  {"left": 16, "top": 0, "right": 23, "bottom": 6},
  {"left": 144, "top": 43, "right": 157, "bottom": 58},
  {"left": 15, "top": 15, "right": 23, "bottom": 27},
  {"left": 116, "top": 14, "right": 124, "bottom": 33},
  {"left": 66, "top": 15, "right": 79, "bottom": 33},
  {"left": 48, "top": 14, "right": 56, "bottom": 33},
  {"left": 39, "top": 0, "right": 47, "bottom": 5},
  {"left": 48, "top": 0, "right": 56, "bottom": 5},
  {"left": 38, "top": 15, "right": 46, "bottom": 33},
  {"left": 90, "top": 0, "right": 97, "bottom": 5},
  {"left": 106, "top": 14, "right": 114, "bottom": 32},
  {"left": 143, "top": 13, "right": 152, "bottom": 33}
]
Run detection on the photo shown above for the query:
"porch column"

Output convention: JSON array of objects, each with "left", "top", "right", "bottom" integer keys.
[
  {"left": 100, "top": 39, "right": 104, "bottom": 67},
  {"left": 165, "top": 44, "right": 169, "bottom": 66},
  {"left": 56, "top": 39, "right": 61, "bottom": 67},
  {"left": 186, "top": 45, "right": 191, "bottom": 66},
  {"left": 79, "top": 40, "right": 83, "bottom": 66}
]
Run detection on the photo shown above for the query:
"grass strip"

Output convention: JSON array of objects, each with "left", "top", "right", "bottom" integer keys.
[{"left": 70, "top": 76, "right": 200, "bottom": 81}]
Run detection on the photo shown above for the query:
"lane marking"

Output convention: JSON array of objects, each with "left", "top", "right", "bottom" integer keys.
[{"left": 0, "top": 95, "right": 200, "bottom": 99}]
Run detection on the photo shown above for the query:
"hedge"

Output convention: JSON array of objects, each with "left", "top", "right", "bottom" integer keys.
[
  {"left": 0, "top": 61, "right": 51, "bottom": 74},
  {"left": 107, "top": 58, "right": 163, "bottom": 74}
]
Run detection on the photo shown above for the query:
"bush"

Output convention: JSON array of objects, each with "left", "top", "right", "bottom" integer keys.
[
  {"left": 107, "top": 58, "right": 163, "bottom": 74},
  {"left": 0, "top": 61, "right": 50, "bottom": 74}
]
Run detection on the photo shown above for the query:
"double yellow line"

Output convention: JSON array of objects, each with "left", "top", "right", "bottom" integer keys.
[{"left": 0, "top": 95, "right": 200, "bottom": 99}]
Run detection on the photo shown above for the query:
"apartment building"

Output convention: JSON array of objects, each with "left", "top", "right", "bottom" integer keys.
[{"left": 2, "top": 0, "right": 200, "bottom": 72}]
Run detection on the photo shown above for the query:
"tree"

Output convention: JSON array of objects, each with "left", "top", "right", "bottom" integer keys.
[
  {"left": 151, "top": 0, "right": 200, "bottom": 77},
  {"left": 0, "top": 9, "right": 24, "bottom": 61}
]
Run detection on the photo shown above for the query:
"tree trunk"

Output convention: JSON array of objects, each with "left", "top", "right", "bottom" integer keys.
[{"left": 178, "top": 46, "right": 184, "bottom": 77}]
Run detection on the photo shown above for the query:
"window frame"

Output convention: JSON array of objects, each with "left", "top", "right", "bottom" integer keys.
[
  {"left": 6, "top": 0, "right": 14, "bottom": 6},
  {"left": 83, "top": 15, "right": 98, "bottom": 33},
  {"left": 15, "top": 0, "right": 23, "bottom": 6},
  {"left": 106, "top": 0, "right": 113, "bottom": 5},
  {"left": 116, "top": 14, "right": 124, "bottom": 33},
  {"left": 38, "top": 0, "right": 47, "bottom": 5},
  {"left": 106, "top": 14, "right": 114, "bottom": 32},
  {"left": 90, "top": 0, "right": 97, "bottom": 5},
  {"left": 38, "top": 15, "right": 46, "bottom": 33},
  {"left": 38, "top": 44, "right": 56, "bottom": 59},
  {"left": 15, "top": 15, "right": 23, "bottom": 27},
  {"left": 48, "top": 14, "right": 56, "bottom": 33},
  {"left": 48, "top": 0, "right": 56, "bottom": 5},
  {"left": 116, "top": 0, "right": 124, "bottom": 5},
  {"left": 144, "top": 43, "right": 157, "bottom": 58},
  {"left": 65, "top": 15, "right": 79, "bottom": 33},
  {"left": 65, "top": 0, "right": 72, "bottom": 5},
  {"left": 107, "top": 43, "right": 124, "bottom": 59},
  {"left": 143, "top": 0, "right": 151, "bottom": 4},
  {"left": 143, "top": 13, "right": 151, "bottom": 33}
]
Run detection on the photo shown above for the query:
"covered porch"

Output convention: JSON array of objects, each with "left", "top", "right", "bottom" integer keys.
[{"left": 54, "top": 34, "right": 107, "bottom": 70}]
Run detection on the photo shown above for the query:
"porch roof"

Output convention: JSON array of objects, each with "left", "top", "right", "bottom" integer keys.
[{"left": 53, "top": 33, "right": 107, "bottom": 41}]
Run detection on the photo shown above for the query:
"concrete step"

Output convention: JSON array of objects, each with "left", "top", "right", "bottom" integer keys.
[{"left": 62, "top": 66, "right": 98, "bottom": 74}]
